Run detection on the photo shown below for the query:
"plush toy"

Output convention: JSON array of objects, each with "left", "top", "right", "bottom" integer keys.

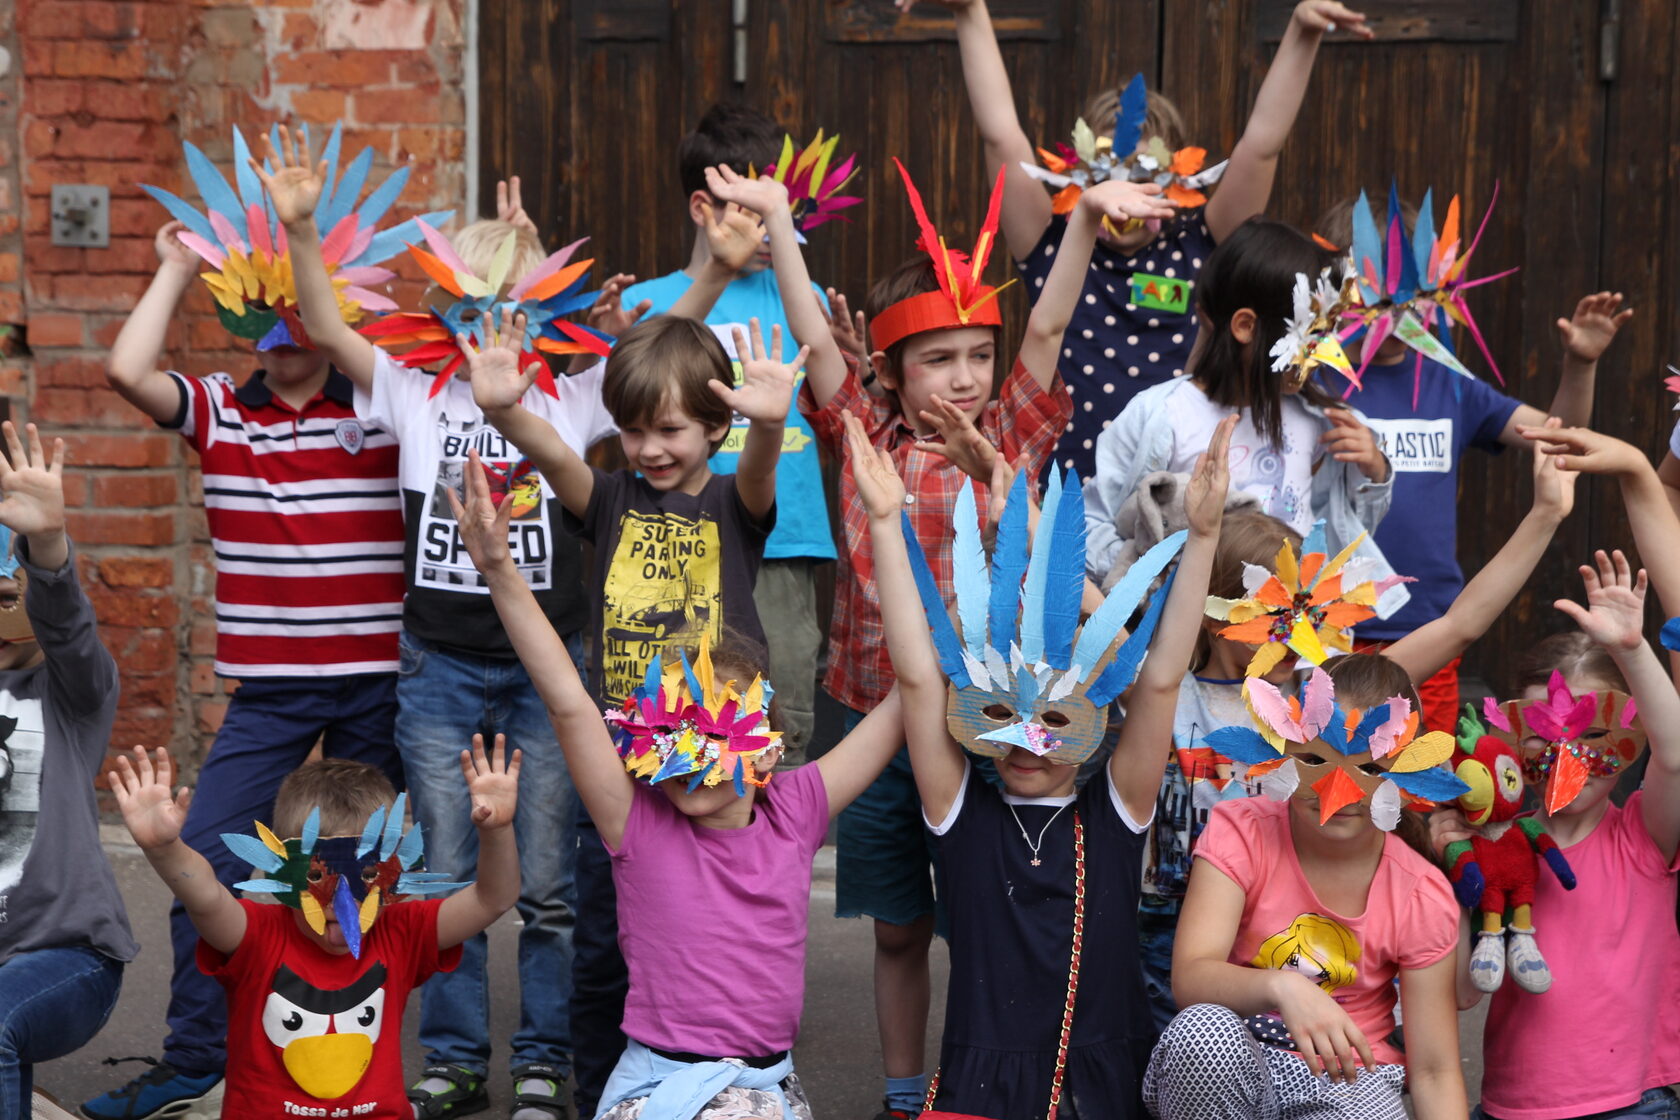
[{"left": 1444, "top": 707, "right": 1576, "bottom": 993}]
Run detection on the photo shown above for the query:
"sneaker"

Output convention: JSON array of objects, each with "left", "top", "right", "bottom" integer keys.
[
  {"left": 1469, "top": 928, "right": 1507, "bottom": 992},
  {"left": 80, "top": 1058, "right": 224, "bottom": 1120},
  {"left": 1506, "top": 926, "right": 1554, "bottom": 994}
]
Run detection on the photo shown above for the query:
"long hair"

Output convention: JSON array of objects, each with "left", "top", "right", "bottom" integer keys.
[{"left": 1194, "top": 218, "right": 1338, "bottom": 447}]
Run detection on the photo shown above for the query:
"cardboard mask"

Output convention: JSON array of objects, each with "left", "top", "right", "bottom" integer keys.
[{"left": 1480, "top": 671, "right": 1645, "bottom": 813}]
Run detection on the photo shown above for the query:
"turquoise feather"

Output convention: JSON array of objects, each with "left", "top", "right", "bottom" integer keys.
[
  {"left": 987, "top": 470, "right": 1030, "bottom": 651},
  {"left": 1019, "top": 467, "right": 1064, "bottom": 664},
  {"left": 1073, "top": 528, "right": 1186, "bottom": 672},
  {"left": 951, "top": 485, "right": 990, "bottom": 662},
  {"left": 1042, "top": 470, "right": 1087, "bottom": 670}
]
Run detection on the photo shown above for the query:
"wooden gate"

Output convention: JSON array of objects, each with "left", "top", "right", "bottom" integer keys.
[{"left": 479, "top": 1, "right": 1680, "bottom": 685}]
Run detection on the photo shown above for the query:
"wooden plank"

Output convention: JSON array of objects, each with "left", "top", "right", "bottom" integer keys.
[
  {"left": 575, "top": 0, "right": 670, "bottom": 42},
  {"left": 825, "top": 0, "right": 1061, "bottom": 43},
  {"left": 1258, "top": 0, "right": 1519, "bottom": 43}
]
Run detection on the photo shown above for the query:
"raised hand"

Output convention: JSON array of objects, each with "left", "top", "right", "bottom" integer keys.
[
  {"left": 915, "top": 394, "right": 999, "bottom": 483},
  {"left": 1516, "top": 422, "right": 1647, "bottom": 478},
  {"left": 154, "top": 221, "right": 197, "bottom": 271},
  {"left": 824, "top": 288, "right": 869, "bottom": 365},
  {"left": 702, "top": 164, "right": 791, "bottom": 223},
  {"left": 1186, "top": 414, "right": 1237, "bottom": 538},
  {"left": 495, "top": 176, "right": 539, "bottom": 237},
  {"left": 460, "top": 732, "right": 522, "bottom": 830},
  {"left": 1556, "top": 291, "right": 1634, "bottom": 364},
  {"left": 0, "top": 422, "right": 64, "bottom": 541},
  {"left": 1528, "top": 417, "right": 1578, "bottom": 522},
  {"left": 462, "top": 306, "right": 542, "bottom": 415},
  {"left": 446, "top": 449, "right": 515, "bottom": 574},
  {"left": 1321, "top": 408, "right": 1389, "bottom": 482},
  {"left": 586, "top": 273, "right": 652, "bottom": 338},
  {"left": 1080, "top": 179, "right": 1177, "bottom": 226},
  {"left": 1555, "top": 549, "right": 1648, "bottom": 655},
  {"left": 844, "top": 410, "right": 907, "bottom": 520},
  {"left": 251, "top": 125, "right": 327, "bottom": 227},
  {"left": 704, "top": 200, "right": 768, "bottom": 276},
  {"left": 108, "top": 745, "right": 192, "bottom": 852},
  {"left": 714, "top": 319, "right": 805, "bottom": 424},
  {"left": 1292, "top": 0, "right": 1375, "bottom": 37}
]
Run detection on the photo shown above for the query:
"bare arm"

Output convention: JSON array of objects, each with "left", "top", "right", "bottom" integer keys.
[
  {"left": 466, "top": 308, "right": 596, "bottom": 516},
  {"left": 109, "top": 747, "right": 246, "bottom": 955},
  {"left": 1385, "top": 429, "right": 1575, "bottom": 683},
  {"left": 1110, "top": 415, "right": 1234, "bottom": 820},
  {"left": 1203, "top": 2, "right": 1373, "bottom": 243},
  {"left": 846, "top": 411, "right": 968, "bottom": 822},
  {"left": 716, "top": 320, "right": 803, "bottom": 520},
  {"left": 814, "top": 688, "right": 908, "bottom": 818},
  {"left": 1020, "top": 180, "right": 1175, "bottom": 387},
  {"left": 450, "top": 451, "right": 634, "bottom": 846},
  {"left": 436, "top": 734, "right": 523, "bottom": 948},
  {"left": 668, "top": 201, "right": 763, "bottom": 323},
  {"left": 1659, "top": 451, "right": 1680, "bottom": 524},
  {"left": 108, "top": 225, "right": 199, "bottom": 422},
  {"left": 1396, "top": 957, "right": 1468, "bottom": 1117}
]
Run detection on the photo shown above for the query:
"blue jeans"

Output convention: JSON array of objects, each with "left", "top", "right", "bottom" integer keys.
[
  {"left": 399, "top": 630, "right": 580, "bottom": 1077},
  {"left": 0, "top": 947, "right": 123, "bottom": 1116},
  {"left": 1474, "top": 1089, "right": 1680, "bottom": 1120},
  {"left": 571, "top": 803, "right": 624, "bottom": 1118},
  {"left": 164, "top": 674, "right": 402, "bottom": 1074}
]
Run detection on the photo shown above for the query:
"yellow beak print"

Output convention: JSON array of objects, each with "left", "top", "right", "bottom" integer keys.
[
  {"left": 261, "top": 962, "right": 387, "bottom": 1100},
  {"left": 282, "top": 1033, "right": 374, "bottom": 1099}
]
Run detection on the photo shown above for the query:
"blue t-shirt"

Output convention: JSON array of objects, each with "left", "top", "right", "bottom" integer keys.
[
  {"left": 1016, "top": 211, "right": 1217, "bottom": 478},
  {"left": 622, "top": 268, "right": 835, "bottom": 562},
  {"left": 1317, "top": 357, "right": 1519, "bottom": 639}
]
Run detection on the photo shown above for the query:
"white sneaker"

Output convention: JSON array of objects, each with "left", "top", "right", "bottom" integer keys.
[
  {"left": 1507, "top": 926, "right": 1554, "bottom": 994},
  {"left": 1470, "top": 928, "right": 1506, "bottom": 992}
]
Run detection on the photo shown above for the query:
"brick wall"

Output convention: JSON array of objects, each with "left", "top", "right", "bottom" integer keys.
[{"left": 15, "top": 0, "right": 467, "bottom": 780}]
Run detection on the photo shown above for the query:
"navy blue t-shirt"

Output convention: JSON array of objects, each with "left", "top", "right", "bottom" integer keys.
[
  {"left": 1016, "top": 211, "right": 1217, "bottom": 478},
  {"left": 1317, "top": 357, "right": 1519, "bottom": 639}
]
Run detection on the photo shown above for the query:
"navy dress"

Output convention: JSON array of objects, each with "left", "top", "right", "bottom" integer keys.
[{"left": 929, "top": 765, "right": 1156, "bottom": 1120}]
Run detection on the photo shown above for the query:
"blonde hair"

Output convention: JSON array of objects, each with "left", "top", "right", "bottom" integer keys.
[
  {"left": 1079, "top": 87, "right": 1187, "bottom": 152},
  {"left": 273, "top": 759, "right": 397, "bottom": 838},
  {"left": 449, "top": 219, "right": 546, "bottom": 284},
  {"left": 1253, "top": 912, "right": 1361, "bottom": 992}
]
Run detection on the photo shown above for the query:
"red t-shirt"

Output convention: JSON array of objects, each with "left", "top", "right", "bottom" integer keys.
[{"left": 198, "top": 899, "right": 461, "bottom": 1117}]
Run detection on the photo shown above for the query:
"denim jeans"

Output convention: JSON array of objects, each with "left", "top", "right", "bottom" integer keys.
[
  {"left": 164, "top": 674, "right": 403, "bottom": 1075},
  {"left": 0, "top": 947, "right": 123, "bottom": 1116},
  {"left": 399, "top": 629, "right": 580, "bottom": 1077},
  {"left": 570, "top": 804, "right": 625, "bottom": 1118},
  {"left": 1473, "top": 1089, "right": 1680, "bottom": 1120}
]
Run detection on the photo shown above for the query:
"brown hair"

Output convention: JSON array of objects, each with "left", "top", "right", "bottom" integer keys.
[
  {"left": 1325, "top": 653, "right": 1432, "bottom": 858},
  {"left": 1314, "top": 195, "right": 1421, "bottom": 254},
  {"left": 1511, "top": 631, "right": 1628, "bottom": 695},
  {"left": 601, "top": 316, "right": 735, "bottom": 452},
  {"left": 1195, "top": 510, "right": 1301, "bottom": 670},
  {"left": 450, "top": 219, "right": 546, "bottom": 283},
  {"left": 863, "top": 255, "right": 1002, "bottom": 403},
  {"left": 274, "top": 759, "right": 397, "bottom": 838},
  {"left": 1079, "top": 87, "right": 1187, "bottom": 152}
]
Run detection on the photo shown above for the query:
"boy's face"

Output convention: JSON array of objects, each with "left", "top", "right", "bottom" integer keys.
[
  {"left": 874, "top": 326, "right": 998, "bottom": 436},
  {"left": 618, "top": 400, "right": 728, "bottom": 497},
  {"left": 996, "top": 746, "right": 1077, "bottom": 800},
  {"left": 263, "top": 345, "right": 330, "bottom": 387}
]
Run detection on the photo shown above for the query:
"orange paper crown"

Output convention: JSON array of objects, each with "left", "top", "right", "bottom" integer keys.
[{"left": 870, "top": 159, "right": 1016, "bottom": 353}]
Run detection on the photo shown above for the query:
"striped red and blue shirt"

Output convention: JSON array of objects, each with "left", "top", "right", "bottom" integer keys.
[{"left": 165, "top": 368, "right": 405, "bottom": 677}]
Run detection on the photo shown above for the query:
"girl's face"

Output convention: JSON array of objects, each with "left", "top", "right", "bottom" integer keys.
[
  {"left": 1520, "top": 673, "right": 1624, "bottom": 820},
  {"left": 1187, "top": 305, "right": 1274, "bottom": 390},
  {"left": 655, "top": 744, "right": 781, "bottom": 829},
  {"left": 618, "top": 398, "right": 728, "bottom": 497},
  {"left": 1287, "top": 784, "right": 1377, "bottom": 843},
  {"left": 997, "top": 747, "right": 1078, "bottom": 800}
]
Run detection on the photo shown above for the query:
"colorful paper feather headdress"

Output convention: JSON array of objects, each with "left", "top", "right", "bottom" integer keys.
[
  {"left": 1480, "top": 671, "right": 1644, "bottom": 814},
  {"left": 142, "top": 123, "right": 451, "bottom": 351},
  {"left": 763, "top": 130, "right": 862, "bottom": 243},
  {"left": 870, "top": 158, "right": 1017, "bottom": 353},
  {"left": 1206, "top": 668, "right": 1469, "bottom": 829},
  {"left": 358, "top": 220, "right": 614, "bottom": 399},
  {"left": 1270, "top": 266, "right": 1359, "bottom": 388},
  {"left": 1020, "top": 74, "right": 1226, "bottom": 231},
  {"left": 1204, "top": 521, "right": 1402, "bottom": 680},
  {"left": 221, "top": 794, "right": 470, "bottom": 960},
  {"left": 904, "top": 467, "right": 1185, "bottom": 766},
  {"left": 1338, "top": 182, "right": 1517, "bottom": 401},
  {"left": 604, "top": 636, "right": 782, "bottom": 795}
]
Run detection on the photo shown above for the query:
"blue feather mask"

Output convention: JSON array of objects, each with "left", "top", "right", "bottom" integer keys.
[{"left": 903, "top": 467, "right": 1185, "bottom": 766}]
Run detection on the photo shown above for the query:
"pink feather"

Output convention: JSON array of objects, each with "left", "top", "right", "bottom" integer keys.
[
  {"left": 342, "top": 287, "right": 396, "bottom": 311},
  {"left": 1246, "top": 677, "right": 1303, "bottom": 742},
  {"left": 1456, "top": 181, "right": 1501, "bottom": 274},
  {"left": 1384, "top": 215, "right": 1403, "bottom": 297},
  {"left": 176, "top": 231, "right": 226, "bottom": 268},
  {"left": 1297, "top": 669, "right": 1336, "bottom": 740},
  {"left": 1368, "top": 694, "right": 1412, "bottom": 759},
  {"left": 418, "top": 220, "right": 474, "bottom": 276},
  {"left": 209, "top": 211, "right": 244, "bottom": 251},
  {"left": 506, "top": 238, "right": 587, "bottom": 301},
  {"left": 334, "top": 266, "right": 392, "bottom": 286},
  {"left": 1484, "top": 695, "right": 1513, "bottom": 733},
  {"left": 319, "top": 213, "right": 359, "bottom": 266},
  {"left": 1454, "top": 300, "right": 1505, "bottom": 385},
  {"left": 245, "top": 204, "right": 272, "bottom": 258}
]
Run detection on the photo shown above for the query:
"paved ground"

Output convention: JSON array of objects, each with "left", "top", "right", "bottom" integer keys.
[{"left": 32, "top": 827, "right": 1486, "bottom": 1117}]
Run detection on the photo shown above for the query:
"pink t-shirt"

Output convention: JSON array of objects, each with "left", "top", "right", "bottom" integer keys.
[
  {"left": 1481, "top": 792, "right": 1680, "bottom": 1119},
  {"left": 1195, "top": 798, "right": 1458, "bottom": 1066},
  {"left": 607, "top": 763, "right": 830, "bottom": 1057}
]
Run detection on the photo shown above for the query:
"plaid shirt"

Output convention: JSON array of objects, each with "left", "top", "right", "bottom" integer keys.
[{"left": 801, "top": 354, "right": 1072, "bottom": 710}]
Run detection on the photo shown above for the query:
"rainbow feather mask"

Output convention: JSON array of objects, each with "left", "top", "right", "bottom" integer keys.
[
  {"left": 1480, "top": 672, "right": 1644, "bottom": 814},
  {"left": 142, "top": 123, "right": 451, "bottom": 351},
  {"left": 221, "top": 795, "right": 470, "bottom": 960},
  {"left": 358, "top": 220, "right": 614, "bottom": 399},
  {"left": 764, "top": 130, "right": 862, "bottom": 243}
]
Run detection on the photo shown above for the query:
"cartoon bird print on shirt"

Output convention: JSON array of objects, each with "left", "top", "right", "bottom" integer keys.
[{"left": 261, "top": 962, "right": 387, "bottom": 1099}]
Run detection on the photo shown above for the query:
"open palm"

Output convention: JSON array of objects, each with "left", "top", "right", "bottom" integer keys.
[
  {"left": 252, "top": 126, "right": 326, "bottom": 226},
  {"left": 1556, "top": 550, "right": 1646, "bottom": 654},
  {"left": 464, "top": 307, "right": 540, "bottom": 413},
  {"left": 715, "top": 320, "right": 804, "bottom": 424},
  {"left": 0, "top": 422, "right": 64, "bottom": 538},
  {"left": 109, "top": 746, "right": 192, "bottom": 852}
]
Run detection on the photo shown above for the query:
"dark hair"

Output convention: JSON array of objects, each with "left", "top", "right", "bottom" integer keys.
[
  {"left": 863, "top": 255, "right": 1002, "bottom": 403},
  {"left": 678, "top": 102, "right": 782, "bottom": 199},
  {"left": 602, "top": 316, "right": 735, "bottom": 452},
  {"left": 1314, "top": 194, "right": 1420, "bottom": 254},
  {"left": 1195, "top": 217, "right": 1339, "bottom": 447},
  {"left": 274, "top": 759, "right": 397, "bottom": 838},
  {"left": 1511, "top": 631, "right": 1628, "bottom": 695}
]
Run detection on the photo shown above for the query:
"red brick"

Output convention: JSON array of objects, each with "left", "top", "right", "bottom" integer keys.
[
  {"left": 27, "top": 272, "right": 150, "bottom": 311},
  {"left": 36, "top": 357, "right": 109, "bottom": 390},
  {"left": 60, "top": 471, "right": 88, "bottom": 508},
  {"left": 289, "top": 88, "right": 346, "bottom": 122},
  {"left": 22, "top": 234, "right": 85, "bottom": 274},
  {"left": 101, "top": 625, "right": 176, "bottom": 673},
  {"left": 22, "top": 1, "right": 136, "bottom": 40},
  {"left": 110, "top": 709, "right": 173, "bottom": 750},
  {"left": 24, "top": 79, "right": 85, "bottom": 116},
  {"left": 86, "top": 585, "right": 179, "bottom": 627},
  {"left": 93, "top": 472, "right": 177, "bottom": 508},
  {"left": 91, "top": 318, "right": 129, "bottom": 348},
  {"left": 190, "top": 661, "right": 217, "bottom": 694},
  {"left": 278, "top": 11, "right": 318, "bottom": 46},
  {"left": 271, "top": 50, "right": 392, "bottom": 86},
  {"left": 60, "top": 432, "right": 174, "bottom": 468},
  {"left": 52, "top": 41, "right": 148, "bottom": 80},
  {"left": 353, "top": 87, "right": 457, "bottom": 126},
  {"left": 34, "top": 387, "right": 138, "bottom": 426},
  {"left": 99, "top": 555, "right": 173, "bottom": 587},
  {"left": 0, "top": 254, "right": 18, "bottom": 286},
  {"left": 25, "top": 312, "right": 83, "bottom": 348},
  {"left": 0, "top": 293, "right": 21, "bottom": 322},
  {"left": 189, "top": 619, "right": 216, "bottom": 657},
  {"left": 47, "top": 121, "right": 157, "bottom": 161},
  {"left": 122, "top": 672, "right": 176, "bottom": 709},
  {"left": 195, "top": 699, "right": 227, "bottom": 735},
  {"left": 109, "top": 198, "right": 167, "bottom": 239},
  {"left": 66, "top": 510, "right": 175, "bottom": 546}
]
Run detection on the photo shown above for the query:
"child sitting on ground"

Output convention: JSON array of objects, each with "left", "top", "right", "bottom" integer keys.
[
  {"left": 449, "top": 442, "right": 907, "bottom": 1118},
  {"left": 108, "top": 743, "right": 521, "bottom": 1118}
]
